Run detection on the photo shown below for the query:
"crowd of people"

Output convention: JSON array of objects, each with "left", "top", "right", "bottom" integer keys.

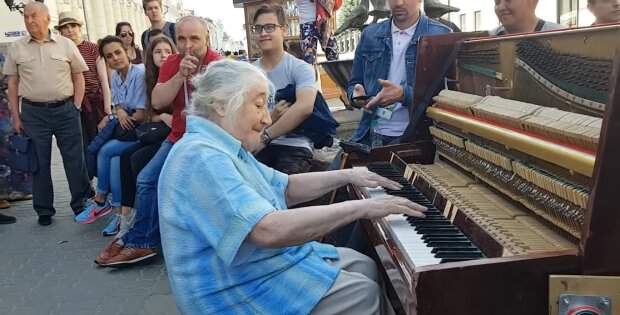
[{"left": 1, "top": 0, "right": 619, "bottom": 313}]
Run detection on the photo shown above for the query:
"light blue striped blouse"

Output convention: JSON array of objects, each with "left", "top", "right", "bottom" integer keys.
[{"left": 158, "top": 116, "right": 340, "bottom": 315}]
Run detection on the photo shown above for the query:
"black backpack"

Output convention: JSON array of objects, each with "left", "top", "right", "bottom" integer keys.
[{"left": 141, "top": 22, "right": 177, "bottom": 50}]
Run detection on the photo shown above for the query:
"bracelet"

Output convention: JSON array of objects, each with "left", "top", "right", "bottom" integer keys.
[{"left": 260, "top": 129, "right": 272, "bottom": 144}]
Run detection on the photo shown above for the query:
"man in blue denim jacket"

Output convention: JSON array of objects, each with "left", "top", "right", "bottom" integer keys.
[{"left": 347, "top": 0, "right": 451, "bottom": 145}]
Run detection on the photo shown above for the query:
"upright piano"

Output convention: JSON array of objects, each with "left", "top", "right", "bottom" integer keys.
[{"left": 346, "top": 26, "right": 620, "bottom": 315}]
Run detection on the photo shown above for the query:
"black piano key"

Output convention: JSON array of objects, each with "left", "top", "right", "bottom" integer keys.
[
  {"left": 431, "top": 247, "right": 481, "bottom": 254},
  {"left": 366, "top": 164, "right": 486, "bottom": 264},
  {"left": 427, "top": 241, "right": 476, "bottom": 248},
  {"left": 412, "top": 221, "right": 454, "bottom": 228},
  {"left": 434, "top": 252, "right": 485, "bottom": 259},
  {"left": 423, "top": 236, "right": 469, "bottom": 244},
  {"left": 416, "top": 227, "right": 461, "bottom": 234},
  {"left": 422, "top": 233, "right": 465, "bottom": 240},
  {"left": 440, "top": 258, "right": 476, "bottom": 264}
]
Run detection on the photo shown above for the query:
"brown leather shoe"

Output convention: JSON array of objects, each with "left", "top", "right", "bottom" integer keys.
[
  {"left": 95, "top": 240, "right": 124, "bottom": 266},
  {"left": 104, "top": 246, "right": 157, "bottom": 268},
  {"left": 0, "top": 200, "right": 10, "bottom": 209}
]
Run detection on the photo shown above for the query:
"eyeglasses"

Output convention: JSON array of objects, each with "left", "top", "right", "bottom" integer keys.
[
  {"left": 120, "top": 31, "right": 134, "bottom": 38},
  {"left": 252, "top": 24, "right": 282, "bottom": 34}
]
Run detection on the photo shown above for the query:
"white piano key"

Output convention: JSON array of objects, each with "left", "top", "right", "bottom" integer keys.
[{"left": 364, "top": 182, "right": 442, "bottom": 267}]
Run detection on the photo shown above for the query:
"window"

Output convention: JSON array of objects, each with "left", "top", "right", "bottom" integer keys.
[
  {"left": 558, "top": 0, "right": 579, "bottom": 26},
  {"left": 474, "top": 11, "right": 481, "bottom": 31},
  {"left": 459, "top": 14, "right": 466, "bottom": 31}
]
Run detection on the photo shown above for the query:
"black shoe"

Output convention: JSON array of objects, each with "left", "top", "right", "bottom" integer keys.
[
  {"left": 38, "top": 215, "right": 52, "bottom": 226},
  {"left": 0, "top": 213, "right": 16, "bottom": 224}
]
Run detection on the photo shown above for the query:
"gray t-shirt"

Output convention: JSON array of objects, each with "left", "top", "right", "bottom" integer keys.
[
  {"left": 253, "top": 52, "right": 316, "bottom": 151},
  {"left": 490, "top": 20, "right": 566, "bottom": 36}
]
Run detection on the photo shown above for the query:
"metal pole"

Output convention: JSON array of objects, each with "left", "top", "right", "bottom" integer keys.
[{"left": 81, "top": 0, "right": 90, "bottom": 41}]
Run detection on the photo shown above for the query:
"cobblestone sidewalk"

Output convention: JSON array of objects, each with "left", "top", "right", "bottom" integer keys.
[{"left": 0, "top": 140, "right": 179, "bottom": 315}]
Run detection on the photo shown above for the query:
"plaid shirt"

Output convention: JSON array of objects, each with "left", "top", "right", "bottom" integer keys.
[{"left": 158, "top": 116, "right": 340, "bottom": 315}]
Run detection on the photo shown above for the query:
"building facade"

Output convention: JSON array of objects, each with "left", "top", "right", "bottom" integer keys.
[{"left": 2, "top": 0, "right": 184, "bottom": 49}]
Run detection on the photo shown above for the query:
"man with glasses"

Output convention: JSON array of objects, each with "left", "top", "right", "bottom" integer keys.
[
  {"left": 140, "top": 0, "right": 176, "bottom": 50},
  {"left": 4, "top": 2, "right": 91, "bottom": 226},
  {"left": 251, "top": 4, "right": 319, "bottom": 175},
  {"left": 95, "top": 16, "right": 221, "bottom": 267},
  {"left": 588, "top": 0, "right": 620, "bottom": 25}
]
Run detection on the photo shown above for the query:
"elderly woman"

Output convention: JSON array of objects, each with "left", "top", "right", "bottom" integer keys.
[{"left": 158, "top": 60, "right": 426, "bottom": 315}]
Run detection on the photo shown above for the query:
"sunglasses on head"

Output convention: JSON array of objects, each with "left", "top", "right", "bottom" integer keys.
[
  {"left": 252, "top": 24, "right": 282, "bottom": 34},
  {"left": 120, "top": 31, "right": 134, "bottom": 38}
]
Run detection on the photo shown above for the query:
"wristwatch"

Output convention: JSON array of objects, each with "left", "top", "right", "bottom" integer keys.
[
  {"left": 108, "top": 114, "right": 117, "bottom": 121},
  {"left": 260, "top": 129, "right": 272, "bottom": 145}
]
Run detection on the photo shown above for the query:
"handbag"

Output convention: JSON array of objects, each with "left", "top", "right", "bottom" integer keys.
[
  {"left": 135, "top": 121, "right": 171, "bottom": 144},
  {"left": 8, "top": 133, "right": 38, "bottom": 173},
  {"left": 113, "top": 122, "right": 140, "bottom": 141}
]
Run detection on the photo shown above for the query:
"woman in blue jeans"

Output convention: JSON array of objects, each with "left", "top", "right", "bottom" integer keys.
[{"left": 75, "top": 36, "right": 146, "bottom": 236}]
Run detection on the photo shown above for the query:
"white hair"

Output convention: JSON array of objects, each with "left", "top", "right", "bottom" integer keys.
[
  {"left": 188, "top": 60, "right": 273, "bottom": 121},
  {"left": 25, "top": 2, "right": 50, "bottom": 15}
]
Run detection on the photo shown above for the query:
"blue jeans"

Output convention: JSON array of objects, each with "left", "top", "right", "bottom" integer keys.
[
  {"left": 122, "top": 140, "right": 172, "bottom": 249},
  {"left": 96, "top": 139, "right": 138, "bottom": 207}
]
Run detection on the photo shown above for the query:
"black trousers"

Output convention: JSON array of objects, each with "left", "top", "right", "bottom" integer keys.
[
  {"left": 20, "top": 101, "right": 90, "bottom": 216},
  {"left": 119, "top": 141, "right": 161, "bottom": 208},
  {"left": 255, "top": 144, "right": 313, "bottom": 175}
]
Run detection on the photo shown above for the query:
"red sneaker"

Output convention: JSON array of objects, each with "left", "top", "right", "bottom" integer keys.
[{"left": 103, "top": 247, "right": 157, "bottom": 267}]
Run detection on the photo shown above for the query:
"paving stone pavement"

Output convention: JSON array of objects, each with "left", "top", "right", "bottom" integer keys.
[{"left": 0, "top": 139, "right": 179, "bottom": 315}]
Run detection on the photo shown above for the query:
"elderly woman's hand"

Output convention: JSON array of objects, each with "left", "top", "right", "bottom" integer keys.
[
  {"left": 354, "top": 195, "right": 427, "bottom": 220},
  {"left": 344, "top": 168, "right": 403, "bottom": 191}
]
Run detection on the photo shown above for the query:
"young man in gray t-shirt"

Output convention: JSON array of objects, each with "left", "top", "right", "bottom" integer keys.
[{"left": 251, "top": 4, "right": 318, "bottom": 174}]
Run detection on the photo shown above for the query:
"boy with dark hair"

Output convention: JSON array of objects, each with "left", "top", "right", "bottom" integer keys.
[
  {"left": 588, "top": 0, "right": 620, "bottom": 25},
  {"left": 140, "top": 0, "right": 176, "bottom": 49},
  {"left": 251, "top": 4, "right": 318, "bottom": 175},
  {"left": 147, "top": 28, "right": 165, "bottom": 43}
]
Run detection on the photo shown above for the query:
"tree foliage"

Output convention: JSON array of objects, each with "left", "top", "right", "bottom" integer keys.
[{"left": 337, "top": 0, "right": 360, "bottom": 28}]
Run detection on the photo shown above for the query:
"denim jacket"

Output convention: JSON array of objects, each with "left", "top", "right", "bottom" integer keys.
[{"left": 347, "top": 14, "right": 451, "bottom": 142}]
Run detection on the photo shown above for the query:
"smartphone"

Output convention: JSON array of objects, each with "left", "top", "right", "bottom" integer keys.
[{"left": 352, "top": 95, "right": 372, "bottom": 101}]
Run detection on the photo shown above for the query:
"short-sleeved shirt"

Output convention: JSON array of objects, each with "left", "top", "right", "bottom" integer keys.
[
  {"left": 111, "top": 64, "right": 146, "bottom": 111},
  {"left": 295, "top": 0, "right": 317, "bottom": 24},
  {"left": 159, "top": 116, "right": 339, "bottom": 315},
  {"left": 490, "top": 20, "right": 566, "bottom": 36},
  {"left": 157, "top": 48, "right": 222, "bottom": 144},
  {"left": 253, "top": 52, "right": 316, "bottom": 151},
  {"left": 76, "top": 41, "right": 102, "bottom": 95},
  {"left": 3, "top": 31, "right": 88, "bottom": 102}
]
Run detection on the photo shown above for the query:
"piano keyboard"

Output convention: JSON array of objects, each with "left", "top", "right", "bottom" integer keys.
[{"left": 360, "top": 164, "right": 485, "bottom": 267}]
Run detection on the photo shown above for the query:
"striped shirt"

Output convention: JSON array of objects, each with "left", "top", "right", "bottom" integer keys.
[
  {"left": 77, "top": 41, "right": 101, "bottom": 95},
  {"left": 159, "top": 116, "right": 340, "bottom": 315}
]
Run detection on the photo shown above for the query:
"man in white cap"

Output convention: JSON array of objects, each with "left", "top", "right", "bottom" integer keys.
[{"left": 55, "top": 11, "right": 112, "bottom": 175}]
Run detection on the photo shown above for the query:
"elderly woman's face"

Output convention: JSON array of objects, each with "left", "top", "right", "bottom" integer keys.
[{"left": 230, "top": 82, "right": 272, "bottom": 151}]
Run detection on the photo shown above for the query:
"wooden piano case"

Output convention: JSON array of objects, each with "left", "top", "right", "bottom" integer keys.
[{"left": 346, "top": 26, "right": 620, "bottom": 315}]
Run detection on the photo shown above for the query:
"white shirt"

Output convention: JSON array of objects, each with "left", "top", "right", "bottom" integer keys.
[
  {"left": 295, "top": 0, "right": 317, "bottom": 24},
  {"left": 376, "top": 21, "right": 418, "bottom": 137}
]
